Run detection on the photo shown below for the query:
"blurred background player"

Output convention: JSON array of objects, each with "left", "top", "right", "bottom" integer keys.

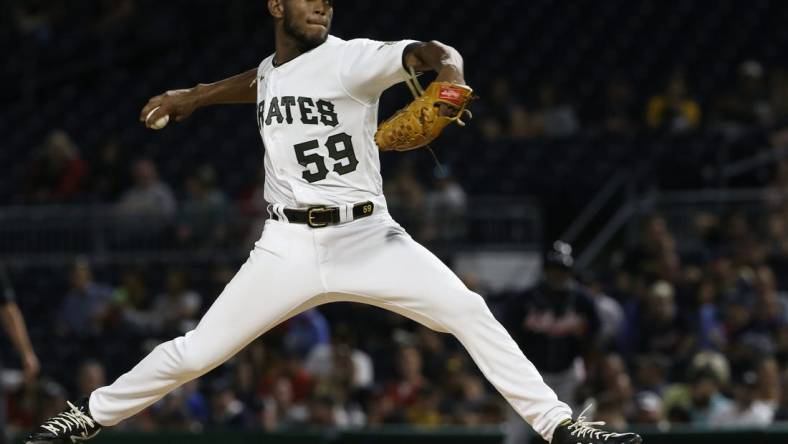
[
  {"left": 505, "top": 242, "right": 600, "bottom": 408},
  {"left": 0, "top": 264, "right": 40, "bottom": 444}
]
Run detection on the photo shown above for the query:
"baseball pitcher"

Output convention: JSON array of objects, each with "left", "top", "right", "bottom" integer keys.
[{"left": 26, "top": 2, "right": 641, "bottom": 444}]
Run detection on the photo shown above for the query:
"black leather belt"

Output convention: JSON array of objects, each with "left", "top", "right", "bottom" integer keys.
[{"left": 272, "top": 202, "right": 375, "bottom": 228}]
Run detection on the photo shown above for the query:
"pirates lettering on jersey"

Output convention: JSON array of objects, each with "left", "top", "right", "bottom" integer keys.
[
  {"left": 254, "top": 36, "right": 422, "bottom": 207},
  {"left": 257, "top": 96, "right": 339, "bottom": 129}
]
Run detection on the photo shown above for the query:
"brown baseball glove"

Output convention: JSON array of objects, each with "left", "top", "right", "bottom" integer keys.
[{"left": 375, "top": 75, "right": 474, "bottom": 152}]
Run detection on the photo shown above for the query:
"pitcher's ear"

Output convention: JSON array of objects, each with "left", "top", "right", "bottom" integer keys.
[{"left": 268, "top": 0, "right": 284, "bottom": 19}]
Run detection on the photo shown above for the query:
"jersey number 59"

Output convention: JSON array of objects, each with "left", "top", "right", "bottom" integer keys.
[{"left": 294, "top": 132, "right": 359, "bottom": 183}]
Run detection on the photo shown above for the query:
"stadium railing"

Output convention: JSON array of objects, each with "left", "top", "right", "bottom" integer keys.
[
  {"left": 0, "top": 197, "right": 541, "bottom": 266},
  {"left": 574, "top": 187, "right": 779, "bottom": 270}
]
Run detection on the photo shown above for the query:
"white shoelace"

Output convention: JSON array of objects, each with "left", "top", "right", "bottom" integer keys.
[
  {"left": 40, "top": 401, "right": 96, "bottom": 436},
  {"left": 567, "top": 405, "right": 618, "bottom": 441}
]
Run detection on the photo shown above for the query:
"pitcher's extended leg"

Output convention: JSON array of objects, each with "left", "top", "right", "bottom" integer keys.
[
  {"left": 325, "top": 219, "right": 572, "bottom": 441},
  {"left": 90, "top": 221, "right": 324, "bottom": 426}
]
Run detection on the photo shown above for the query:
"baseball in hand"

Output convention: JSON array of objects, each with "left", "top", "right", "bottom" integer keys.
[{"left": 145, "top": 106, "right": 170, "bottom": 130}]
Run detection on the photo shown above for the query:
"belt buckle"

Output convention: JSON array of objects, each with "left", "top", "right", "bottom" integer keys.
[{"left": 307, "top": 206, "right": 330, "bottom": 228}]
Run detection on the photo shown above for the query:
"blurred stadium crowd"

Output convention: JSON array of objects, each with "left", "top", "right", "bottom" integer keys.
[{"left": 4, "top": 0, "right": 788, "bottom": 439}]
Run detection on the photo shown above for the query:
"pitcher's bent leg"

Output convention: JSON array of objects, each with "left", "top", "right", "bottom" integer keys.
[
  {"left": 90, "top": 222, "right": 323, "bottom": 426},
  {"left": 327, "top": 222, "right": 572, "bottom": 442},
  {"left": 437, "top": 287, "right": 572, "bottom": 441}
]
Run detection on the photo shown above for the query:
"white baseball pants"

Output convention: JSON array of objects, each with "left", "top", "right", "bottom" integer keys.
[{"left": 89, "top": 211, "right": 572, "bottom": 440}]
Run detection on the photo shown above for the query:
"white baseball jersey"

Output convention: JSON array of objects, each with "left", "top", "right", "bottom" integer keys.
[{"left": 255, "top": 35, "right": 416, "bottom": 209}]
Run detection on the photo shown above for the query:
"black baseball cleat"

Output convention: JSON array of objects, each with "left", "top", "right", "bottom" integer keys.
[
  {"left": 25, "top": 399, "right": 101, "bottom": 444},
  {"left": 552, "top": 407, "right": 642, "bottom": 444}
]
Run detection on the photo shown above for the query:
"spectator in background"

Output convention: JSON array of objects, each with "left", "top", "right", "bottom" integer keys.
[
  {"left": 112, "top": 269, "right": 155, "bottom": 334},
  {"left": 768, "top": 159, "right": 788, "bottom": 192},
  {"left": 25, "top": 130, "right": 88, "bottom": 203},
  {"left": 708, "top": 251, "right": 748, "bottom": 307},
  {"left": 317, "top": 388, "right": 366, "bottom": 429},
  {"left": 769, "top": 68, "right": 788, "bottom": 132},
  {"left": 765, "top": 207, "right": 788, "bottom": 286},
  {"left": 684, "top": 211, "right": 722, "bottom": 265},
  {"left": 58, "top": 258, "right": 113, "bottom": 337},
  {"left": 600, "top": 77, "right": 640, "bottom": 135},
  {"left": 775, "top": 363, "right": 788, "bottom": 421},
  {"left": 150, "top": 269, "right": 202, "bottom": 335},
  {"left": 405, "top": 387, "right": 443, "bottom": 426},
  {"left": 177, "top": 165, "right": 229, "bottom": 248},
  {"left": 477, "top": 76, "right": 531, "bottom": 141},
  {"left": 627, "top": 281, "right": 694, "bottom": 366},
  {"left": 414, "top": 327, "right": 451, "bottom": 381},
  {"left": 383, "top": 160, "right": 425, "bottom": 231},
  {"left": 709, "top": 371, "right": 774, "bottom": 427},
  {"left": 305, "top": 326, "right": 373, "bottom": 391},
  {"left": 777, "top": 324, "right": 788, "bottom": 369},
  {"left": 383, "top": 346, "right": 427, "bottom": 411},
  {"left": 76, "top": 361, "right": 106, "bottom": 400},
  {"left": 693, "top": 278, "right": 726, "bottom": 351},
  {"left": 308, "top": 340, "right": 363, "bottom": 427},
  {"left": 646, "top": 72, "right": 701, "bottom": 133},
  {"left": 580, "top": 273, "right": 624, "bottom": 348},
  {"left": 208, "top": 379, "right": 248, "bottom": 428},
  {"left": 711, "top": 60, "right": 771, "bottom": 135},
  {"left": 117, "top": 158, "right": 176, "bottom": 219},
  {"left": 574, "top": 354, "right": 634, "bottom": 430},
  {"left": 232, "top": 348, "right": 263, "bottom": 426},
  {"left": 630, "top": 391, "right": 666, "bottom": 429},
  {"left": 722, "top": 290, "right": 762, "bottom": 370},
  {"left": 262, "top": 376, "right": 308, "bottom": 431},
  {"left": 365, "top": 387, "right": 404, "bottom": 425},
  {"left": 593, "top": 394, "right": 629, "bottom": 431},
  {"left": 451, "top": 373, "right": 501, "bottom": 426},
  {"left": 278, "top": 352, "right": 315, "bottom": 409},
  {"left": 532, "top": 84, "right": 580, "bottom": 138},
  {"left": 420, "top": 166, "right": 467, "bottom": 243},
  {"left": 752, "top": 265, "right": 788, "bottom": 331},
  {"left": 754, "top": 356, "right": 781, "bottom": 409},
  {"left": 283, "top": 309, "right": 331, "bottom": 358},
  {"left": 7, "top": 379, "right": 68, "bottom": 436},
  {"left": 147, "top": 382, "right": 206, "bottom": 432},
  {"left": 741, "top": 60, "right": 772, "bottom": 125},
  {"left": 633, "top": 355, "right": 670, "bottom": 396},
  {"left": 89, "top": 138, "right": 127, "bottom": 202},
  {"left": 504, "top": 241, "right": 599, "bottom": 408},
  {"left": 305, "top": 396, "right": 338, "bottom": 428},
  {"left": 624, "top": 214, "right": 680, "bottom": 281},
  {"left": 662, "top": 359, "right": 732, "bottom": 425}
]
